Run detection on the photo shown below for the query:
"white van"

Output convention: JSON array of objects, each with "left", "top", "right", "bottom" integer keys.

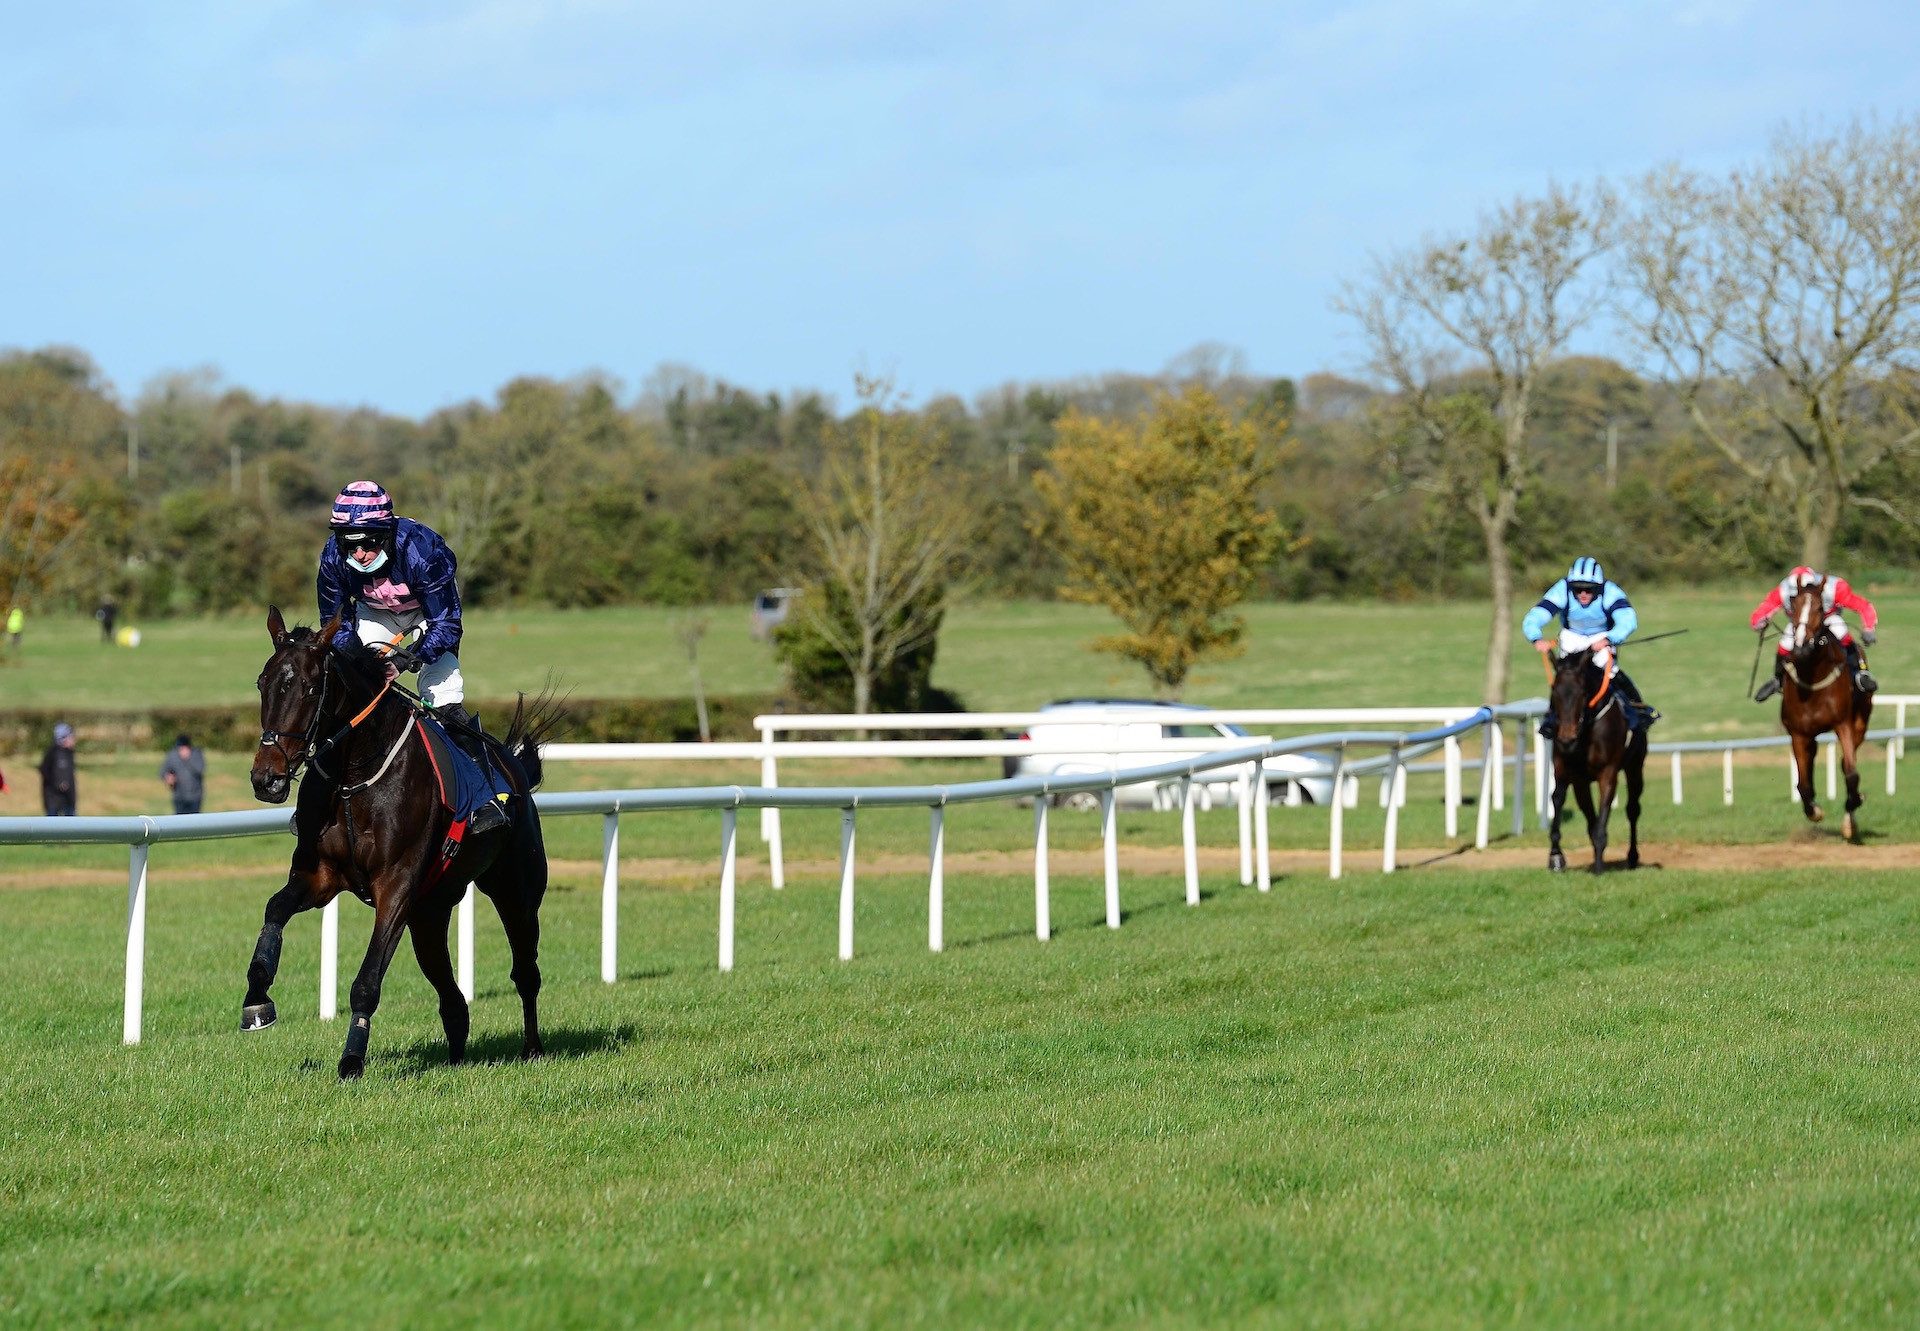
[{"left": 1009, "top": 699, "right": 1336, "bottom": 809}]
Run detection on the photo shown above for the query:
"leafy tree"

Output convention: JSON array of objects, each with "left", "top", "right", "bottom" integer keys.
[
  {"left": 1033, "top": 386, "right": 1283, "bottom": 695},
  {"left": 787, "top": 375, "right": 975, "bottom": 717}
]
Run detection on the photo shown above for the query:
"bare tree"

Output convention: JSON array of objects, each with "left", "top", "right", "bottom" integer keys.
[
  {"left": 793, "top": 375, "right": 974, "bottom": 718},
  {"left": 1339, "top": 182, "right": 1616, "bottom": 704},
  {"left": 674, "top": 610, "right": 712, "bottom": 742},
  {"left": 1620, "top": 119, "right": 1920, "bottom": 567}
]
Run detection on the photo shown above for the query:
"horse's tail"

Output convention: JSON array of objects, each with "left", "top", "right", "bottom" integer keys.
[{"left": 502, "top": 683, "right": 570, "bottom": 792}]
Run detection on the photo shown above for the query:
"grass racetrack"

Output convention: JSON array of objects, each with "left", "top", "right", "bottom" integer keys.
[
  {"left": 5, "top": 588, "right": 1920, "bottom": 1325},
  {"left": 4, "top": 854, "right": 1920, "bottom": 1327}
]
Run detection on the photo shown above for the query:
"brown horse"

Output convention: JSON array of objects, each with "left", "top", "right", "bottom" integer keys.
[
  {"left": 1779, "top": 578, "right": 1872, "bottom": 840},
  {"left": 1545, "top": 647, "right": 1648, "bottom": 874},
  {"left": 244, "top": 606, "right": 562, "bottom": 1079}
]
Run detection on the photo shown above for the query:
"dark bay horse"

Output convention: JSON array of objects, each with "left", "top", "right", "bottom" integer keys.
[
  {"left": 1779, "top": 578, "right": 1872, "bottom": 840},
  {"left": 1546, "top": 647, "right": 1648, "bottom": 874},
  {"left": 245, "top": 606, "right": 562, "bottom": 1079}
]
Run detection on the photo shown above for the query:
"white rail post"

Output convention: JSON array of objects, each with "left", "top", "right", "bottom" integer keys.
[
  {"left": 1101, "top": 788, "right": 1121, "bottom": 929},
  {"left": 1180, "top": 776, "right": 1200, "bottom": 906},
  {"left": 600, "top": 812, "right": 619, "bottom": 984},
  {"left": 1329, "top": 748, "right": 1347, "bottom": 879},
  {"left": 1510, "top": 718, "right": 1526, "bottom": 836},
  {"left": 928, "top": 805, "right": 945, "bottom": 954},
  {"left": 1889, "top": 734, "right": 1899, "bottom": 797},
  {"left": 1253, "top": 758, "right": 1271, "bottom": 893},
  {"left": 1033, "top": 797, "right": 1051, "bottom": 941},
  {"left": 1490, "top": 722, "right": 1505, "bottom": 812},
  {"left": 1827, "top": 740, "right": 1838, "bottom": 799},
  {"left": 1720, "top": 749, "right": 1732, "bottom": 805},
  {"left": 122, "top": 845, "right": 148, "bottom": 1046},
  {"left": 319, "top": 896, "right": 338, "bottom": 1022},
  {"left": 758, "top": 726, "right": 777, "bottom": 838},
  {"left": 1671, "top": 751, "right": 1683, "bottom": 805},
  {"left": 1474, "top": 722, "right": 1495, "bottom": 850},
  {"left": 1444, "top": 736, "right": 1461, "bottom": 839},
  {"left": 1236, "top": 772, "right": 1253, "bottom": 886},
  {"left": 719, "top": 808, "right": 737, "bottom": 973},
  {"left": 764, "top": 737, "right": 786, "bottom": 889},
  {"left": 1382, "top": 748, "right": 1403, "bottom": 874},
  {"left": 837, "top": 809, "right": 856, "bottom": 961},
  {"left": 1534, "top": 727, "right": 1549, "bottom": 822},
  {"left": 457, "top": 884, "right": 475, "bottom": 1001}
]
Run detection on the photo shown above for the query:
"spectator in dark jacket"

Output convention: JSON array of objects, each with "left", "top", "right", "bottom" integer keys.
[
  {"left": 39, "top": 722, "right": 76, "bottom": 816},
  {"left": 159, "top": 733, "right": 206, "bottom": 815}
]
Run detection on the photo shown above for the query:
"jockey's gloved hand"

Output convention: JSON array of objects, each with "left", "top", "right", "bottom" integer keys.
[
  {"left": 1532, "top": 638, "right": 1553, "bottom": 654},
  {"left": 1863, "top": 628, "right": 1878, "bottom": 647}
]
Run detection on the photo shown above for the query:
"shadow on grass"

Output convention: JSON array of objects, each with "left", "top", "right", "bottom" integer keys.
[
  {"left": 390, "top": 1022, "right": 641, "bottom": 1077},
  {"left": 949, "top": 886, "right": 1212, "bottom": 952}
]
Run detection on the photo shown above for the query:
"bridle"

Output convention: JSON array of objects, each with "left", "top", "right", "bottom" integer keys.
[
  {"left": 258, "top": 644, "right": 398, "bottom": 784},
  {"left": 259, "top": 648, "right": 335, "bottom": 784},
  {"left": 1552, "top": 648, "right": 1617, "bottom": 746}
]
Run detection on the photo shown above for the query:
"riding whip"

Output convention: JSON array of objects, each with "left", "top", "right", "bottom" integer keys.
[
  {"left": 1626, "top": 628, "right": 1691, "bottom": 646},
  {"left": 1747, "top": 622, "right": 1775, "bottom": 699}
]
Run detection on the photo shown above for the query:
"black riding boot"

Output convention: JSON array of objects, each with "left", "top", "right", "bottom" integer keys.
[
  {"left": 1754, "top": 654, "right": 1787, "bottom": 703},
  {"left": 1613, "top": 670, "right": 1658, "bottom": 731},
  {"left": 1848, "top": 642, "right": 1879, "bottom": 695},
  {"left": 434, "top": 704, "right": 509, "bottom": 834}
]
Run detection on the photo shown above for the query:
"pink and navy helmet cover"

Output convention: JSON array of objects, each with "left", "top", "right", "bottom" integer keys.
[{"left": 330, "top": 480, "right": 396, "bottom": 529}]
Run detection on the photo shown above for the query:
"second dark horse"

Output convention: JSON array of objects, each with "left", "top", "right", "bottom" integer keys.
[
  {"left": 1546, "top": 647, "right": 1648, "bottom": 874},
  {"left": 244, "top": 606, "right": 562, "bottom": 1079}
]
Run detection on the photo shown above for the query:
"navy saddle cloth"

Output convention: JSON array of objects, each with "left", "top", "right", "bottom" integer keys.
[{"left": 416, "top": 713, "right": 512, "bottom": 825}]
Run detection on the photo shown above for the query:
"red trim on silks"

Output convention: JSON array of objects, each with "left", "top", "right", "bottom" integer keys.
[
  {"left": 424, "top": 818, "right": 468, "bottom": 894},
  {"left": 415, "top": 722, "right": 451, "bottom": 811}
]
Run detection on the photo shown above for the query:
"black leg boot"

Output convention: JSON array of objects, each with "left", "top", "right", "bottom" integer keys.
[
  {"left": 1754, "top": 655, "right": 1787, "bottom": 703},
  {"left": 1848, "top": 643, "right": 1879, "bottom": 694}
]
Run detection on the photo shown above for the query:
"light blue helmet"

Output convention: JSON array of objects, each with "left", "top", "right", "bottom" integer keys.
[{"left": 1567, "top": 556, "right": 1605, "bottom": 590}]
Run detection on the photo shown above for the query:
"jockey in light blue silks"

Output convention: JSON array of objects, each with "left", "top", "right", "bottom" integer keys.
[
  {"left": 1522, "top": 556, "right": 1656, "bottom": 735},
  {"left": 318, "top": 480, "right": 507, "bottom": 833}
]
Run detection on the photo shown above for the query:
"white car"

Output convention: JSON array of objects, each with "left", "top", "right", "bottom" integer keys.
[{"left": 1007, "top": 699, "right": 1337, "bottom": 810}]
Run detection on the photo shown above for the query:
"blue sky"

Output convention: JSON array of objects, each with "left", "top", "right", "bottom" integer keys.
[{"left": 3, "top": 1, "right": 1915, "bottom": 416}]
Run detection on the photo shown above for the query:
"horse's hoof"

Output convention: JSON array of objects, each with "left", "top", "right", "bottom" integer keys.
[
  {"left": 1809, "top": 805, "right": 1825, "bottom": 823},
  {"left": 337, "top": 1054, "right": 364, "bottom": 1081},
  {"left": 1627, "top": 851, "right": 1640, "bottom": 870},
  {"left": 521, "top": 1039, "right": 545, "bottom": 1061},
  {"left": 1547, "top": 852, "right": 1566, "bottom": 873},
  {"left": 239, "top": 1001, "right": 277, "bottom": 1032},
  {"left": 1589, "top": 860, "right": 1605, "bottom": 876},
  {"left": 1843, "top": 814, "right": 1857, "bottom": 842}
]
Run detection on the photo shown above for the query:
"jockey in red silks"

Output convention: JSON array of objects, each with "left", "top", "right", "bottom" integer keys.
[{"left": 1749, "top": 566, "right": 1878, "bottom": 702}]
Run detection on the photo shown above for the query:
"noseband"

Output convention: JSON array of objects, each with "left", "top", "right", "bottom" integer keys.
[{"left": 259, "top": 654, "right": 336, "bottom": 784}]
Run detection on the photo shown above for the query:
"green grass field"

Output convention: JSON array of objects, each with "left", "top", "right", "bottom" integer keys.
[
  {"left": 6, "top": 591, "right": 1920, "bottom": 1326},
  {"left": 4, "top": 858, "right": 1919, "bottom": 1327},
  {"left": 4, "top": 585, "right": 1918, "bottom": 736}
]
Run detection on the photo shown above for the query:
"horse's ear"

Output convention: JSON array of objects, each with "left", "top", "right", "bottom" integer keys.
[
  {"left": 267, "top": 605, "right": 287, "bottom": 645},
  {"left": 319, "top": 607, "right": 344, "bottom": 646}
]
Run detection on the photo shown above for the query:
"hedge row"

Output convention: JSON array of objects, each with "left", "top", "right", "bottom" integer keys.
[{"left": 0, "top": 693, "right": 788, "bottom": 753}]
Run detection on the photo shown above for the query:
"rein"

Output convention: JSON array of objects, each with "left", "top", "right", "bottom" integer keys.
[{"left": 262, "top": 650, "right": 400, "bottom": 786}]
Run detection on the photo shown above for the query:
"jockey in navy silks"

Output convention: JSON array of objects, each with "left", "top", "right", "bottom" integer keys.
[
  {"left": 318, "top": 480, "right": 507, "bottom": 833},
  {"left": 1522, "top": 556, "right": 1657, "bottom": 736}
]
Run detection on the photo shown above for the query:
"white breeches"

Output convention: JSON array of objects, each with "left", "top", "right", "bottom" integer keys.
[
  {"left": 354, "top": 606, "right": 464, "bottom": 707},
  {"left": 1779, "top": 613, "right": 1851, "bottom": 655},
  {"left": 1557, "top": 629, "right": 1614, "bottom": 671}
]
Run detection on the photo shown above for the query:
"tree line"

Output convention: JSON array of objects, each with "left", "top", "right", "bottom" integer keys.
[{"left": 6, "top": 119, "right": 1920, "bottom": 708}]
